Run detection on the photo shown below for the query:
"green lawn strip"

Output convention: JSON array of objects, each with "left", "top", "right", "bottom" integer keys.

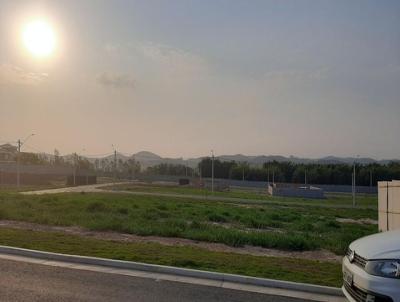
[
  {"left": 108, "top": 184, "right": 377, "bottom": 207},
  {"left": 0, "top": 192, "right": 377, "bottom": 254},
  {"left": 0, "top": 227, "right": 342, "bottom": 287}
]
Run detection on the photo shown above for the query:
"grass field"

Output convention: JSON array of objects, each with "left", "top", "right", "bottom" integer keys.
[
  {"left": 0, "top": 227, "right": 342, "bottom": 287},
  {"left": 0, "top": 183, "right": 65, "bottom": 193},
  {"left": 0, "top": 190, "right": 377, "bottom": 254},
  {"left": 108, "top": 183, "right": 378, "bottom": 207}
]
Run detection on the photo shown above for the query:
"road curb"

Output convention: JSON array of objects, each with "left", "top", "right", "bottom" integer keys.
[{"left": 0, "top": 245, "right": 344, "bottom": 297}]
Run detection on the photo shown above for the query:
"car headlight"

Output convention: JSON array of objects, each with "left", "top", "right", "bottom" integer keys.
[{"left": 365, "top": 260, "right": 400, "bottom": 278}]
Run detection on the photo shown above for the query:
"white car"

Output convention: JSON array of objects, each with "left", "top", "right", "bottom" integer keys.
[{"left": 342, "top": 229, "right": 400, "bottom": 302}]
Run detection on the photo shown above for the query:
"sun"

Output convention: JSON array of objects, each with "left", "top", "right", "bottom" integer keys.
[{"left": 22, "top": 20, "right": 56, "bottom": 58}]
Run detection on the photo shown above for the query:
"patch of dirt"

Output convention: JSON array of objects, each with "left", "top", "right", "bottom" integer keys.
[
  {"left": 208, "top": 221, "right": 284, "bottom": 233},
  {"left": 0, "top": 219, "right": 341, "bottom": 263},
  {"left": 336, "top": 218, "right": 378, "bottom": 225}
]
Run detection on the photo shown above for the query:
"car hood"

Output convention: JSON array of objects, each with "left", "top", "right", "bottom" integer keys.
[{"left": 350, "top": 230, "right": 400, "bottom": 260}]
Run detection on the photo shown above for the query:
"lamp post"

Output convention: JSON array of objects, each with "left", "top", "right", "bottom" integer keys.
[
  {"left": 112, "top": 144, "right": 117, "bottom": 186},
  {"left": 211, "top": 150, "right": 214, "bottom": 193},
  {"left": 304, "top": 169, "right": 307, "bottom": 186},
  {"left": 79, "top": 149, "right": 86, "bottom": 185},
  {"left": 72, "top": 148, "right": 85, "bottom": 186},
  {"left": 352, "top": 155, "right": 360, "bottom": 207},
  {"left": 72, "top": 152, "right": 77, "bottom": 186},
  {"left": 16, "top": 133, "right": 35, "bottom": 187}
]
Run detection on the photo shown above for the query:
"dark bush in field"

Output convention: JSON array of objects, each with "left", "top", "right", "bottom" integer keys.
[
  {"left": 208, "top": 213, "right": 227, "bottom": 223},
  {"left": 116, "top": 207, "right": 129, "bottom": 215},
  {"left": 86, "top": 202, "right": 108, "bottom": 212}
]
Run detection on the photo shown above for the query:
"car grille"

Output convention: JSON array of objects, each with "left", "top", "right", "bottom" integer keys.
[
  {"left": 344, "top": 282, "right": 393, "bottom": 302},
  {"left": 347, "top": 248, "right": 368, "bottom": 268},
  {"left": 344, "top": 282, "right": 367, "bottom": 302}
]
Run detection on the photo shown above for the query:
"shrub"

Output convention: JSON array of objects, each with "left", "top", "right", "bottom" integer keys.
[
  {"left": 157, "top": 204, "right": 168, "bottom": 211},
  {"left": 86, "top": 202, "right": 108, "bottom": 212},
  {"left": 208, "top": 214, "right": 227, "bottom": 223},
  {"left": 325, "top": 220, "right": 340, "bottom": 229},
  {"left": 172, "top": 259, "right": 200, "bottom": 268},
  {"left": 117, "top": 207, "right": 129, "bottom": 215}
]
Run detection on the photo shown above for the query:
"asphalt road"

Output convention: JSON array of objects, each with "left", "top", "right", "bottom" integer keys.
[{"left": 0, "top": 258, "right": 310, "bottom": 302}]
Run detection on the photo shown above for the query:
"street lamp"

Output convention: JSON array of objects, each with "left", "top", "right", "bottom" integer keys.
[
  {"left": 16, "top": 133, "right": 35, "bottom": 187},
  {"left": 211, "top": 150, "right": 214, "bottom": 193},
  {"left": 72, "top": 148, "right": 85, "bottom": 186},
  {"left": 112, "top": 144, "right": 117, "bottom": 185},
  {"left": 352, "top": 155, "right": 360, "bottom": 207}
]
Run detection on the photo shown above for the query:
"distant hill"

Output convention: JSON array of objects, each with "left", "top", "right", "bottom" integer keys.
[
  {"left": 33, "top": 149, "right": 395, "bottom": 169},
  {"left": 86, "top": 151, "right": 399, "bottom": 169},
  {"left": 133, "top": 151, "right": 162, "bottom": 161}
]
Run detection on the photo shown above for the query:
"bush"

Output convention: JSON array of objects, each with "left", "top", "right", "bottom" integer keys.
[
  {"left": 157, "top": 204, "right": 168, "bottom": 211},
  {"left": 86, "top": 202, "right": 108, "bottom": 212},
  {"left": 325, "top": 220, "right": 340, "bottom": 229},
  {"left": 208, "top": 214, "right": 227, "bottom": 223},
  {"left": 117, "top": 207, "right": 129, "bottom": 215}
]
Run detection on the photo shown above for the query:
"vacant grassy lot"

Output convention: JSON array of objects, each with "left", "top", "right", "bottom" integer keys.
[
  {"left": 108, "top": 183, "right": 378, "bottom": 207},
  {"left": 0, "top": 191, "right": 377, "bottom": 254},
  {"left": 0, "top": 183, "right": 65, "bottom": 193},
  {"left": 0, "top": 227, "right": 342, "bottom": 287}
]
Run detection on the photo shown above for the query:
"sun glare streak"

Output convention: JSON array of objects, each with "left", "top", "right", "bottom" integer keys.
[{"left": 22, "top": 20, "right": 56, "bottom": 58}]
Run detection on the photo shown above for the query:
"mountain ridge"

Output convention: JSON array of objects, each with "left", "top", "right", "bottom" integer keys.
[{"left": 93, "top": 152, "right": 399, "bottom": 169}]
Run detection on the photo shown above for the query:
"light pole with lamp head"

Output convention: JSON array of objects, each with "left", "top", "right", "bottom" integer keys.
[
  {"left": 352, "top": 155, "right": 360, "bottom": 207},
  {"left": 112, "top": 144, "right": 117, "bottom": 186},
  {"left": 211, "top": 150, "right": 214, "bottom": 194},
  {"left": 16, "top": 133, "right": 35, "bottom": 187}
]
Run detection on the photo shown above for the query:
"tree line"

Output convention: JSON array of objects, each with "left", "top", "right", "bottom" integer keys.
[
  {"left": 197, "top": 158, "right": 400, "bottom": 186},
  {"left": 14, "top": 149, "right": 141, "bottom": 179},
  {"left": 9, "top": 149, "right": 400, "bottom": 186}
]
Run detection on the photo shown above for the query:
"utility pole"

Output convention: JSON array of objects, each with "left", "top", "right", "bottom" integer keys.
[
  {"left": 352, "top": 161, "right": 356, "bottom": 207},
  {"left": 114, "top": 149, "right": 117, "bottom": 185},
  {"left": 17, "top": 139, "right": 21, "bottom": 187},
  {"left": 370, "top": 170, "right": 373, "bottom": 187},
  {"left": 73, "top": 152, "right": 77, "bottom": 186},
  {"left": 132, "top": 156, "right": 135, "bottom": 181},
  {"left": 111, "top": 144, "right": 117, "bottom": 186},
  {"left": 199, "top": 164, "right": 202, "bottom": 182},
  {"left": 16, "top": 133, "right": 35, "bottom": 187},
  {"left": 304, "top": 170, "right": 307, "bottom": 186},
  {"left": 211, "top": 150, "right": 214, "bottom": 193}
]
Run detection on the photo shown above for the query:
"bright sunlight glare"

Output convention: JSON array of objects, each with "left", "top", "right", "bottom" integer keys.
[{"left": 22, "top": 20, "right": 56, "bottom": 57}]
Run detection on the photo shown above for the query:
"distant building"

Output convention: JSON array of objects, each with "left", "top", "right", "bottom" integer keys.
[
  {"left": 0, "top": 144, "right": 17, "bottom": 162},
  {"left": 267, "top": 183, "right": 325, "bottom": 199}
]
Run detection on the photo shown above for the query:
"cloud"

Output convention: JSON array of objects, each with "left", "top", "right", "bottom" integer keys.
[
  {"left": 0, "top": 63, "right": 48, "bottom": 85},
  {"left": 136, "top": 42, "right": 208, "bottom": 76},
  {"left": 263, "top": 68, "right": 328, "bottom": 81},
  {"left": 96, "top": 72, "right": 135, "bottom": 88},
  {"left": 103, "top": 41, "right": 209, "bottom": 79},
  {"left": 104, "top": 43, "right": 122, "bottom": 55}
]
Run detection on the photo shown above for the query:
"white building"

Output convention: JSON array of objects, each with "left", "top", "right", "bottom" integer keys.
[{"left": 378, "top": 180, "right": 400, "bottom": 231}]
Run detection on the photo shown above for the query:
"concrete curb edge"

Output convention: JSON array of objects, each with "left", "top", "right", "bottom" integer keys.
[{"left": 0, "top": 245, "right": 344, "bottom": 297}]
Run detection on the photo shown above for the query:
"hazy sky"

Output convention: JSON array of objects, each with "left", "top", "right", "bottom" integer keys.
[{"left": 0, "top": 0, "right": 399, "bottom": 159}]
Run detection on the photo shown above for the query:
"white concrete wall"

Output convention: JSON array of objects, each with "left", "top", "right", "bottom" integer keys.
[{"left": 378, "top": 180, "right": 400, "bottom": 231}]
